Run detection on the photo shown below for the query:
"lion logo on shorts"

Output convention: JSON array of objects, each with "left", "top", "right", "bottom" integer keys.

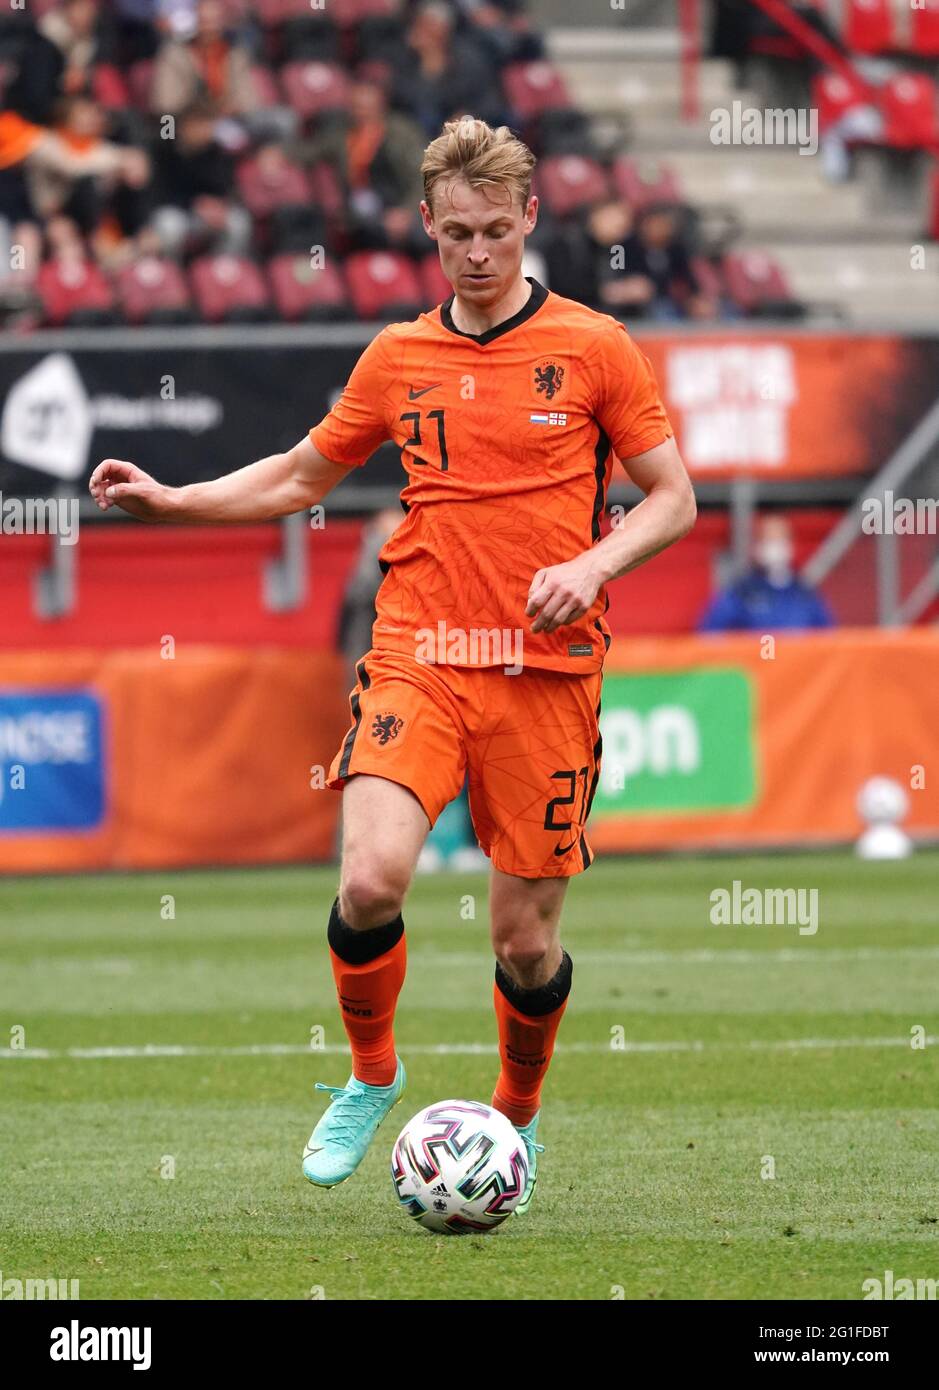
[{"left": 371, "top": 712, "right": 404, "bottom": 746}]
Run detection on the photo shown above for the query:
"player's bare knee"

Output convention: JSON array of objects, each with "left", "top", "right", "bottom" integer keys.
[
  {"left": 492, "top": 934, "right": 553, "bottom": 983},
  {"left": 339, "top": 862, "right": 408, "bottom": 929}
]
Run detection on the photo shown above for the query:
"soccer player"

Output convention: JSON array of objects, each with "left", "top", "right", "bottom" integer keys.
[{"left": 90, "top": 117, "right": 696, "bottom": 1214}]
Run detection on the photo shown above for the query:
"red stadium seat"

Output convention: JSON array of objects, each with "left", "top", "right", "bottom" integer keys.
[
  {"left": 610, "top": 156, "right": 684, "bottom": 210},
  {"left": 721, "top": 251, "right": 793, "bottom": 315},
  {"left": 911, "top": 0, "right": 939, "bottom": 57},
  {"left": 502, "top": 61, "right": 572, "bottom": 119},
  {"left": 322, "top": 0, "right": 367, "bottom": 24},
  {"left": 268, "top": 254, "right": 349, "bottom": 321},
  {"left": 929, "top": 165, "right": 939, "bottom": 240},
  {"left": 811, "top": 71, "right": 869, "bottom": 131},
  {"left": 537, "top": 155, "right": 609, "bottom": 218},
  {"left": 252, "top": 0, "right": 285, "bottom": 24},
  {"left": 117, "top": 258, "right": 194, "bottom": 326},
  {"left": 879, "top": 73, "right": 939, "bottom": 148},
  {"left": 236, "top": 152, "right": 311, "bottom": 220},
  {"left": 419, "top": 254, "right": 452, "bottom": 309},
  {"left": 189, "top": 255, "right": 271, "bottom": 323},
  {"left": 92, "top": 64, "right": 131, "bottom": 111},
  {"left": 280, "top": 61, "right": 351, "bottom": 122},
  {"left": 344, "top": 251, "right": 423, "bottom": 320},
  {"left": 844, "top": 0, "right": 893, "bottom": 55},
  {"left": 37, "top": 259, "right": 116, "bottom": 327}
]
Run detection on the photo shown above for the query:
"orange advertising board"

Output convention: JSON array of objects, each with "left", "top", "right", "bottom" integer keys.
[
  {"left": 1, "top": 632, "right": 937, "bottom": 871},
  {"left": 640, "top": 335, "right": 939, "bottom": 479}
]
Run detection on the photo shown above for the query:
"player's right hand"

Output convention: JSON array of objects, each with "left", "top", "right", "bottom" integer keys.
[{"left": 89, "top": 458, "right": 174, "bottom": 520}]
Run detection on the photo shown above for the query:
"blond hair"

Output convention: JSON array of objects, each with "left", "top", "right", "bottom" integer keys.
[{"left": 420, "top": 116, "right": 536, "bottom": 211}]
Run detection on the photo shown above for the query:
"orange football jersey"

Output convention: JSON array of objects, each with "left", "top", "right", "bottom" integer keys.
[{"left": 310, "top": 278, "right": 673, "bottom": 673}]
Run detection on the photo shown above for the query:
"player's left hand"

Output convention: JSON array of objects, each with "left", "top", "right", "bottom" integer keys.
[{"left": 526, "top": 555, "right": 603, "bottom": 634}]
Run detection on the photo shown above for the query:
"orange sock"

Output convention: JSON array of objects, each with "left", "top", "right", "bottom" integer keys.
[
  {"left": 327, "top": 898, "right": 406, "bottom": 1087},
  {"left": 491, "top": 952, "right": 572, "bottom": 1127}
]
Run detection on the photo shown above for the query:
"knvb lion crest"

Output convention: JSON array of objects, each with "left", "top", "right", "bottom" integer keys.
[
  {"left": 533, "top": 360, "right": 565, "bottom": 402},
  {"left": 371, "top": 711, "right": 404, "bottom": 746}
]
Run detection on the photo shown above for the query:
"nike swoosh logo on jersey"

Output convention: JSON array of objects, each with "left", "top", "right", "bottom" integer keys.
[{"left": 407, "top": 383, "right": 441, "bottom": 399}]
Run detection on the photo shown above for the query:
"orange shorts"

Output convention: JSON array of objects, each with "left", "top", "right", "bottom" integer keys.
[{"left": 327, "top": 649, "right": 603, "bottom": 879}]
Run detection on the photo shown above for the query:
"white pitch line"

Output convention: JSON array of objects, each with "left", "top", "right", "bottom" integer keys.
[{"left": 1, "top": 1036, "right": 933, "bottom": 1061}]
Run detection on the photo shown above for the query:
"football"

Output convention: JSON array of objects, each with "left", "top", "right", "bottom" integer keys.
[{"left": 391, "top": 1100, "right": 529, "bottom": 1235}]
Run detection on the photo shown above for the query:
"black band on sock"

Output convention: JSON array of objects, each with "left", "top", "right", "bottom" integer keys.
[
  {"left": 494, "top": 950, "right": 572, "bottom": 1017},
  {"left": 327, "top": 897, "right": 404, "bottom": 966}
]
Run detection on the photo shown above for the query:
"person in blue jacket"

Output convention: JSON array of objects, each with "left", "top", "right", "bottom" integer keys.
[{"left": 699, "top": 514, "right": 834, "bottom": 632}]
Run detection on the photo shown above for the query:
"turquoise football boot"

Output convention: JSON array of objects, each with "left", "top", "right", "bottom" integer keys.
[
  {"left": 514, "top": 1111, "right": 545, "bottom": 1216},
  {"left": 302, "top": 1059, "right": 406, "bottom": 1188}
]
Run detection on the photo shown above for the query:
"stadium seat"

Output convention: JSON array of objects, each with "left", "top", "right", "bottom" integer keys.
[
  {"left": 237, "top": 153, "right": 324, "bottom": 253},
  {"left": 928, "top": 165, "right": 939, "bottom": 240},
  {"left": 236, "top": 153, "right": 311, "bottom": 221},
  {"left": 879, "top": 74, "right": 939, "bottom": 149},
  {"left": 419, "top": 253, "right": 453, "bottom": 309},
  {"left": 537, "top": 155, "right": 609, "bottom": 218},
  {"left": 911, "top": 0, "right": 939, "bottom": 57},
  {"left": 92, "top": 64, "right": 131, "bottom": 111},
  {"left": 811, "top": 72, "right": 870, "bottom": 132},
  {"left": 344, "top": 251, "right": 423, "bottom": 320},
  {"left": 268, "top": 254, "right": 349, "bottom": 321},
  {"left": 610, "top": 156, "right": 684, "bottom": 211},
  {"left": 280, "top": 61, "right": 351, "bottom": 123},
  {"left": 844, "top": 0, "right": 894, "bottom": 55},
  {"left": 189, "top": 255, "right": 271, "bottom": 323},
  {"left": 117, "top": 257, "right": 195, "bottom": 326},
  {"left": 721, "top": 251, "right": 795, "bottom": 316},
  {"left": 502, "top": 61, "right": 572, "bottom": 119},
  {"left": 37, "top": 259, "right": 117, "bottom": 327},
  {"left": 251, "top": 0, "right": 284, "bottom": 24}
]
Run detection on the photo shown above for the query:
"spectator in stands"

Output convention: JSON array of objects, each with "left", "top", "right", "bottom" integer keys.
[
  {"left": 0, "top": 101, "right": 148, "bottom": 279},
  {"left": 110, "top": 1, "right": 162, "bottom": 65},
  {"left": 454, "top": 0, "right": 545, "bottom": 67},
  {"left": 698, "top": 514, "right": 834, "bottom": 632},
  {"left": 611, "top": 204, "right": 717, "bottom": 321},
  {"left": 304, "top": 79, "right": 426, "bottom": 254},
  {"left": 544, "top": 197, "right": 636, "bottom": 311},
  {"left": 38, "top": 0, "right": 106, "bottom": 101},
  {"left": 149, "top": 99, "right": 252, "bottom": 257},
  {"left": 2, "top": 0, "right": 104, "bottom": 127},
  {"left": 151, "top": 0, "right": 293, "bottom": 142},
  {"left": 29, "top": 95, "right": 151, "bottom": 246},
  {"left": 391, "top": 1, "right": 504, "bottom": 137}
]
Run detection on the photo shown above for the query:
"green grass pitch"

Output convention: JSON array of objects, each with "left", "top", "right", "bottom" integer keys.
[{"left": 1, "top": 852, "right": 937, "bottom": 1301}]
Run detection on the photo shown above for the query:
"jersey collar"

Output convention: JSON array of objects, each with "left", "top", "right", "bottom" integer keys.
[{"left": 440, "top": 276, "right": 548, "bottom": 345}]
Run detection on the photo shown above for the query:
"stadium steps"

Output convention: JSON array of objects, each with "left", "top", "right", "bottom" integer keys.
[
  {"left": 547, "top": 33, "right": 937, "bottom": 319},
  {"left": 757, "top": 241, "right": 939, "bottom": 325}
]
